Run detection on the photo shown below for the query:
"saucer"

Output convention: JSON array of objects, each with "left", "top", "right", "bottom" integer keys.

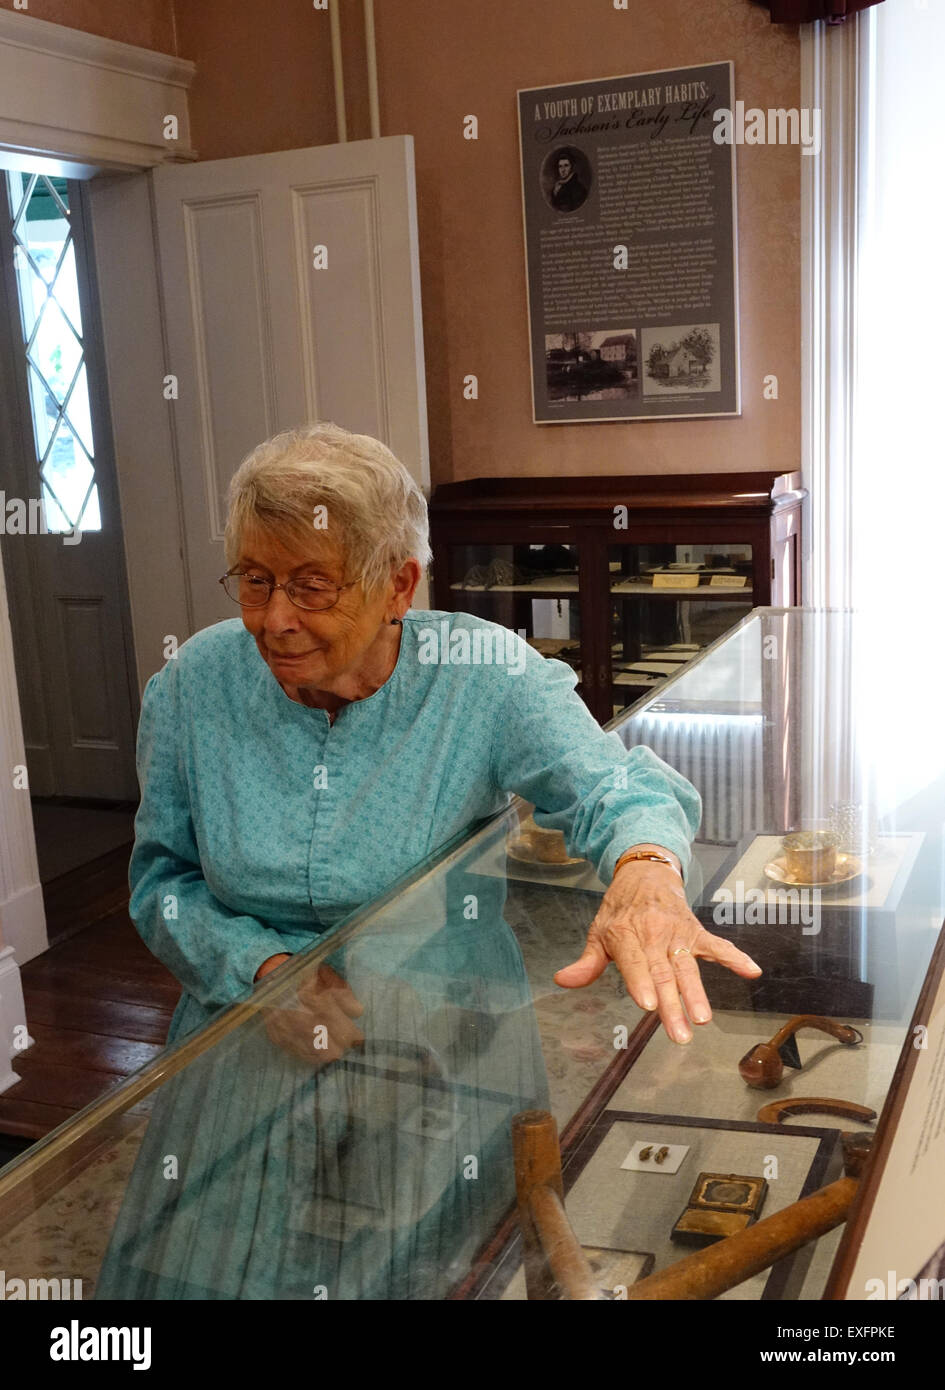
[
  {"left": 763, "top": 852, "right": 863, "bottom": 889},
  {"left": 507, "top": 842, "right": 585, "bottom": 872}
]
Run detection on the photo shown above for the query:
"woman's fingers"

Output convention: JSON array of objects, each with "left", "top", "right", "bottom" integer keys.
[
  {"left": 297, "top": 966, "right": 365, "bottom": 1019},
  {"left": 313, "top": 997, "right": 365, "bottom": 1052},
  {"left": 557, "top": 934, "right": 669, "bottom": 1021},
  {"left": 332, "top": 986, "right": 365, "bottom": 1020},
  {"left": 262, "top": 994, "right": 364, "bottom": 1066},
  {"left": 644, "top": 950, "right": 694, "bottom": 1044},
  {"left": 666, "top": 946, "right": 712, "bottom": 1031},
  {"left": 619, "top": 934, "right": 714, "bottom": 1042},
  {"left": 693, "top": 928, "right": 763, "bottom": 978},
  {"left": 553, "top": 935, "right": 610, "bottom": 989},
  {"left": 560, "top": 889, "right": 765, "bottom": 1044}
]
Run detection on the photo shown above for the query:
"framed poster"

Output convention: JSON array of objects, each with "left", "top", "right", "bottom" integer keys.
[{"left": 517, "top": 62, "right": 740, "bottom": 423}]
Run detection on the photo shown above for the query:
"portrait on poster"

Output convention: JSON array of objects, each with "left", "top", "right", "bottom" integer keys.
[
  {"left": 518, "top": 62, "right": 740, "bottom": 423},
  {"left": 541, "top": 146, "right": 593, "bottom": 213}
]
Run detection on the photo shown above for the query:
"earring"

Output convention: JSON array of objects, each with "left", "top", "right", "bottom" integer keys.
[
  {"left": 639, "top": 1146, "right": 653, "bottom": 1162},
  {"left": 390, "top": 616, "right": 403, "bottom": 626},
  {"left": 654, "top": 1146, "right": 670, "bottom": 1165}
]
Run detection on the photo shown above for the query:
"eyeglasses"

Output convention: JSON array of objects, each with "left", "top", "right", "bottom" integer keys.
[{"left": 219, "top": 569, "right": 361, "bottom": 612}]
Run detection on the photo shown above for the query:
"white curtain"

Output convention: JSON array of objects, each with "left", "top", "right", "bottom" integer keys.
[{"left": 852, "top": 0, "right": 945, "bottom": 810}]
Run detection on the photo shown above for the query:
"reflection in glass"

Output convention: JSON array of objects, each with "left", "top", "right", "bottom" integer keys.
[
  {"left": 95, "top": 863, "right": 548, "bottom": 1300},
  {"left": 1, "top": 612, "right": 942, "bottom": 1302}
]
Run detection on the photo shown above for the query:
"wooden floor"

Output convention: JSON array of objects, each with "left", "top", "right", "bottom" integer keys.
[{"left": 0, "top": 845, "right": 180, "bottom": 1143}]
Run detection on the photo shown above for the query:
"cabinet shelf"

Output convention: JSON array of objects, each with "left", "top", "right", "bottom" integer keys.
[
  {"left": 450, "top": 576, "right": 579, "bottom": 596},
  {"left": 430, "top": 471, "right": 805, "bottom": 724},
  {"left": 612, "top": 673, "right": 663, "bottom": 688},
  {"left": 610, "top": 583, "right": 754, "bottom": 600}
]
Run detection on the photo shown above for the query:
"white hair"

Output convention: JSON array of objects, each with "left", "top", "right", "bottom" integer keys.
[{"left": 224, "top": 422, "right": 431, "bottom": 595}]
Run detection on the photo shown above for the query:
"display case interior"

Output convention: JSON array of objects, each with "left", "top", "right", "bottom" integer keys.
[
  {"left": 430, "top": 472, "right": 805, "bottom": 723},
  {"left": 448, "top": 541, "right": 584, "bottom": 682},
  {"left": 608, "top": 541, "right": 754, "bottom": 710},
  {"left": 1, "top": 609, "right": 941, "bottom": 1302}
]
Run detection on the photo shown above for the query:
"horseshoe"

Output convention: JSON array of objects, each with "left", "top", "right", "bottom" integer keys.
[{"left": 756, "top": 1096, "right": 877, "bottom": 1125}]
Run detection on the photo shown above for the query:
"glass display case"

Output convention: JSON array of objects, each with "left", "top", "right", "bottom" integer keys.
[
  {"left": 608, "top": 540, "right": 754, "bottom": 707},
  {"left": 429, "top": 472, "right": 805, "bottom": 721},
  {"left": 1, "top": 609, "right": 942, "bottom": 1302},
  {"left": 446, "top": 540, "right": 584, "bottom": 684}
]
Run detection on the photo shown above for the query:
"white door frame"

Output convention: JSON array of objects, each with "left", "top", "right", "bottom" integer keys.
[
  {"left": 143, "top": 135, "right": 430, "bottom": 639},
  {"left": 0, "top": 14, "right": 195, "bottom": 1084}
]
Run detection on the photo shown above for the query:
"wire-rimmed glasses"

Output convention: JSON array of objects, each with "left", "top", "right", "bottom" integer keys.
[{"left": 219, "top": 568, "right": 361, "bottom": 612}]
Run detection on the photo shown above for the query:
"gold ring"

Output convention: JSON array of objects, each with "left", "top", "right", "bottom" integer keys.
[{"left": 671, "top": 946, "right": 692, "bottom": 958}]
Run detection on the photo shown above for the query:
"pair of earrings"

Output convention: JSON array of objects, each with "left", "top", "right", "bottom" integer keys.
[{"left": 639, "top": 1145, "right": 670, "bottom": 1164}]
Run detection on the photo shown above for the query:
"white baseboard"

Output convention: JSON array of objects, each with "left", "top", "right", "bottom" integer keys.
[
  {"left": 0, "top": 944, "right": 31, "bottom": 1092},
  {"left": 0, "top": 880, "right": 48, "bottom": 964}
]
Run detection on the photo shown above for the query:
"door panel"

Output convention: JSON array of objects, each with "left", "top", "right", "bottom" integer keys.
[
  {"left": 150, "top": 136, "right": 430, "bottom": 633},
  {"left": 0, "top": 171, "right": 138, "bottom": 799},
  {"left": 293, "top": 181, "right": 388, "bottom": 434}
]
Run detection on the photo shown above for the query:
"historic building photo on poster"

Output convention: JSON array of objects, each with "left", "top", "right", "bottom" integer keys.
[{"left": 518, "top": 62, "right": 740, "bottom": 423}]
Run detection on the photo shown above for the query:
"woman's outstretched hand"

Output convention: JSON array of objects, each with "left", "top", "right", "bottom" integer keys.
[
  {"left": 554, "top": 858, "right": 763, "bottom": 1045},
  {"left": 260, "top": 961, "right": 365, "bottom": 1067}
]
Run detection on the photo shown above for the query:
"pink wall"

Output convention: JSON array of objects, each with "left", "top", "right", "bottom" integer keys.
[
  {"left": 173, "top": 0, "right": 338, "bottom": 162},
  {"left": 362, "top": 0, "right": 802, "bottom": 483},
  {"left": 0, "top": 0, "right": 177, "bottom": 52},
  {"left": 18, "top": 0, "right": 801, "bottom": 486}
]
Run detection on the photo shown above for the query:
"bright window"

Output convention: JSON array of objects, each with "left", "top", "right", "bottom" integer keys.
[
  {"left": 6, "top": 171, "right": 101, "bottom": 532},
  {"left": 852, "top": 1, "right": 945, "bottom": 809}
]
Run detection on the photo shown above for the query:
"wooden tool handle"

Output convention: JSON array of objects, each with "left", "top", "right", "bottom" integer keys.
[
  {"left": 626, "top": 1176, "right": 859, "bottom": 1300},
  {"left": 528, "top": 1186, "right": 602, "bottom": 1301},
  {"left": 512, "top": 1109, "right": 602, "bottom": 1300}
]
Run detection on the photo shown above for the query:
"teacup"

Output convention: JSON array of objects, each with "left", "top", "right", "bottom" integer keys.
[{"left": 781, "top": 830, "right": 838, "bottom": 883}]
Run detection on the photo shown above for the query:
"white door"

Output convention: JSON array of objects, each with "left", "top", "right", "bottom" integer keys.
[
  {"left": 149, "top": 136, "right": 429, "bottom": 634},
  {"left": 0, "top": 171, "right": 139, "bottom": 800}
]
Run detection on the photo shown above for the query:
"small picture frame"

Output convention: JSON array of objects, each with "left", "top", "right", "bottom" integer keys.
[
  {"left": 690, "top": 1172, "right": 768, "bottom": 1212},
  {"left": 671, "top": 1171, "right": 769, "bottom": 1246}
]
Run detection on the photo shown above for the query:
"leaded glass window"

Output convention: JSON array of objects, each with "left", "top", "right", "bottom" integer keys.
[{"left": 6, "top": 173, "right": 101, "bottom": 532}]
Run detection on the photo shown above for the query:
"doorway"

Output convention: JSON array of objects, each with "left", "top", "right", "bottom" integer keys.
[{"left": 0, "top": 166, "right": 139, "bottom": 887}]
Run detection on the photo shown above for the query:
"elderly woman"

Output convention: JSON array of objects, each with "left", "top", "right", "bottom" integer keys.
[{"left": 96, "top": 422, "right": 760, "bottom": 1300}]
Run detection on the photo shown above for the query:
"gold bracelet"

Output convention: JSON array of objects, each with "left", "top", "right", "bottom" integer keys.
[{"left": 614, "top": 848, "right": 682, "bottom": 878}]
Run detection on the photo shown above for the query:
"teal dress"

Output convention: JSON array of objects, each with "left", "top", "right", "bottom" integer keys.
[{"left": 95, "top": 611, "right": 701, "bottom": 1299}]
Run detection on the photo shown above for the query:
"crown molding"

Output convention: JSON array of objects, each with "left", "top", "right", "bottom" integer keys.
[
  {"left": 0, "top": 9, "right": 194, "bottom": 88},
  {"left": 0, "top": 10, "right": 196, "bottom": 173}
]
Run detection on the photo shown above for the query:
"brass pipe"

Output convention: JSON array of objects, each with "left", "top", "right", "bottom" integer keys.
[
  {"left": 363, "top": 0, "right": 380, "bottom": 138},
  {"left": 329, "top": 0, "right": 347, "bottom": 141}
]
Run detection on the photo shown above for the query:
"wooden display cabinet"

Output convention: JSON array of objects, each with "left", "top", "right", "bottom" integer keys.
[{"left": 429, "top": 471, "right": 806, "bottom": 724}]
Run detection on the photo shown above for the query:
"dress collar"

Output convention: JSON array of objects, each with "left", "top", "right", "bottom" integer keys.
[{"left": 245, "top": 619, "right": 410, "bottom": 721}]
